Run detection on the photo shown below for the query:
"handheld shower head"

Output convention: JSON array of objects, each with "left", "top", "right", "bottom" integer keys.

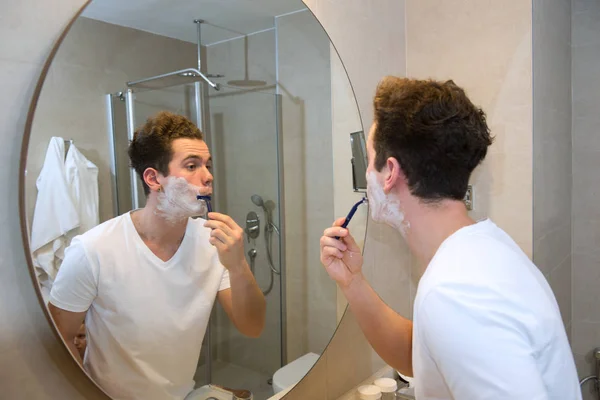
[
  {"left": 251, "top": 194, "right": 274, "bottom": 230},
  {"left": 251, "top": 194, "right": 266, "bottom": 210}
]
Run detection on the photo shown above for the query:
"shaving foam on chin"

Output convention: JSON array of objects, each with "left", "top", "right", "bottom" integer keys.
[
  {"left": 155, "top": 176, "right": 208, "bottom": 223},
  {"left": 366, "top": 171, "right": 410, "bottom": 235}
]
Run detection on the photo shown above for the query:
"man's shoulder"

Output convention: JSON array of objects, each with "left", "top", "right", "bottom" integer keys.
[
  {"left": 434, "top": 221, "right": 525, "bottom": 268},
  {"left": 75, "top": 214, "right": 129, "bottom": 250},
  {"left": 420, "top": 222, "right": 533, "bottom": 298}
]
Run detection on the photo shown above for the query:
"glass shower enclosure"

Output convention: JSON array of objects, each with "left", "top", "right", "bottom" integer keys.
[{"left": 105, "top": 74, "right": 285, "bottom": 397}]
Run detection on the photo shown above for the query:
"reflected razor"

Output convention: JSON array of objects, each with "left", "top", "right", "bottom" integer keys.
[{"left": 196, "top": 195, "right": 212, "bottom": 214}]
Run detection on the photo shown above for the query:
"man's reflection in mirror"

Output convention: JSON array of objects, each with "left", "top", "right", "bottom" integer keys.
[{"left": 47, "top": 111, "right": 266, "bottom": 400}]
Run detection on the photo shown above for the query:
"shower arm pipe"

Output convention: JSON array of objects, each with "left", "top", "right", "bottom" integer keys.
[
  {"left": 126, "top": 68, "right": 220, "bottom": 91},
  {"left": 195, "top": 19, "right": 203, "bottom": 71}
]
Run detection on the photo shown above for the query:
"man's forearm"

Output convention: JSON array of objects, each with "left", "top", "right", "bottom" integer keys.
[
  {"left": 228, "top": 262, "right": 266, "bottom": 337},
  {"left": 342, "top": 275, "right": 414, "bottom": 376},
  {"left": 66, "top": 341, "right": 84, "bottom": 367},
  {"left": 48, "top": 303, "right": 85, "bottom": 368}
]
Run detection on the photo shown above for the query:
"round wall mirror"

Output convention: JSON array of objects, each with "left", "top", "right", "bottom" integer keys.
[{"left": 19, "top": 0, "right": 367, "bottom": 399}]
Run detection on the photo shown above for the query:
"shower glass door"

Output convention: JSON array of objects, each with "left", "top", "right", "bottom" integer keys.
[
  {"left": 114, "top": 82, "right": 284, "bottom": 398},
  {"left": 202, "top": 85, "right": 284, "bottom": 399}
]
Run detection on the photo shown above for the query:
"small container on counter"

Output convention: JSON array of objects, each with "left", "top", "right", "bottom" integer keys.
[
  {"left": 373, "top": 378, "right": 398, "bottom": 400},
  {"left": 357, "top": 384, "right": 382, "bottom": 400}
]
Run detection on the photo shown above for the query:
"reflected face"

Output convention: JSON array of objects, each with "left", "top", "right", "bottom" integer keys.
[
  {"left": 154, "top": 138, "right": 213, "bottom": 222},
  {"left": 164, "top": 138, "right": 213, "bottom": 193}
]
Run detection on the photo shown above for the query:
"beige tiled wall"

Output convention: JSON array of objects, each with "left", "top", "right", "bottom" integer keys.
[
  {"left": 532, "top": 0, "right": 573, "bottom": 344},
  {"left": 572, "top": 0, "right": 600, "bottom": 398}
]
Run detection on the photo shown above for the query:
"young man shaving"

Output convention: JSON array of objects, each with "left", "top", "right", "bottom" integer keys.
[
  {"left": 49, "top": 111, "right": 266, "bottom": 400},
  {"left": 320, "top": 77, "right": 581, "bottom": 399}
]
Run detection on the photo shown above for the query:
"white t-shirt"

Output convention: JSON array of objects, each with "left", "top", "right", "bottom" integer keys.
[
  {"left": 412, "top": 219, "right": 581, "bottom": 400},
  {"left": 49, "top": 212, "right": 230, "bottom": 400}
]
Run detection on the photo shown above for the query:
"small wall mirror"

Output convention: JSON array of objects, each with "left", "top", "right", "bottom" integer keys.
[{"left": 350, "top": 131, "right": 368, "bottom": 193}]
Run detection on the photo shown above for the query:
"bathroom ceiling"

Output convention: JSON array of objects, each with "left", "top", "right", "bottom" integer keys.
[{"left": 82, "top": 0, "right": 308, "bottom": 45}]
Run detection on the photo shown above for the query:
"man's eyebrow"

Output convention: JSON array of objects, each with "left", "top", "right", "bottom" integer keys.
[
  {"left": 182, "top": 154, "right": 202, "bottom": 161},
  {"left": 182, "top": 155, "right": 212, "bottom": 164}
]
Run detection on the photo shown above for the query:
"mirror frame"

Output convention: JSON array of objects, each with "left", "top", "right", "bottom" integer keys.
[{"left": 17, "top": 1, "right": 366, "bottom": 398}]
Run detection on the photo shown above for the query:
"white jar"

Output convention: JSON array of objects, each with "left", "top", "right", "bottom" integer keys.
[
  {"left": 374, "top": 378, "right": 398, "bottom": 400},
  {"left": 358, "top": 384, "right": 382, "bottom": 400}
]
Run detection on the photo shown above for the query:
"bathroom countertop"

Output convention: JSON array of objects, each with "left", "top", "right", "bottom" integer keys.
[
  {"left": 266, "top": 385, "right": 293, "bottom": 400},
  {"left": 336, "top": 366, "right": 396, "bottom": 400},
  {"left": 265, "top": 366, "right": 410, "bottom": 400}
]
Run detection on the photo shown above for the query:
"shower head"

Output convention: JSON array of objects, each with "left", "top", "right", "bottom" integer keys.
[
  {"left": 227, "top": 35, "right": 268, "bottom": 89},
  {"left": 251, "top": 194, "right": 265, "bottom": 209}
]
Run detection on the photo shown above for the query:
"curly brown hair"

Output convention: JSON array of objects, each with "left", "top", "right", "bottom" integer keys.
[
  {"left": 128, "top": 111, "right": 204, "bottom": 195},
  {"left": 373, "top": 76, "right": 493, "bottom": 202}
]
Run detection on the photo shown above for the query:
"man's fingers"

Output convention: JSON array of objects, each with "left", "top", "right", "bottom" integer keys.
[
  {"left": 340, "top": 231, "right": 361, "bottom": 252},
  {"left": 321, "top": 247, "right": 343, "bottom": 263},
  {"left": 209, "top": 229, "right": 231, "bottom": 245},
  {"left": 332, "top": 217, "right": 346, "bottom": 227},
  {"left": 323, "top": 226, "right": 349, "bottom": 239},
  {"left": 320, "top": 235, "right": 347, "bottom": 251},
  {"left": 204, "top": 219, "right": 235, "bottom": 237},
  {"left": 206, "top": 212, "right": 237, "bottom": 228},
  {"left": 209, "top": 236, "right": 227, "bottom": 250}
]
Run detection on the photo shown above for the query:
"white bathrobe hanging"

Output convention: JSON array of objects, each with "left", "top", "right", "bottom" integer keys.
[
  {"left": 65, "top": 143, "right": 99, "bottom": 234},
  {"left": 30, "top": 137, "right": 99, "bottom": 296}
]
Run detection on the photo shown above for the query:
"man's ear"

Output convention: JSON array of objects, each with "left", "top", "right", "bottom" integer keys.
[
  {"left": 143, "top": 168, "right": 162, "bottom": 193},
  {"left": 384, "top": 157, "right": 408, "bottom": 194}
]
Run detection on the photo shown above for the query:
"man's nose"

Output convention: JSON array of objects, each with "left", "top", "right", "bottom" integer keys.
[{"left": 203, "top": 169, "right": 213, "bottom": 186}]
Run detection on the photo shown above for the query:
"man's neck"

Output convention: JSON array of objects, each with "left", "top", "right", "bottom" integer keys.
[
  {"left": 131, "top": 197, "right": 188, "bottom": 247},
  {"left": 403, "top": 200, "right": 476, "bottom": 270}
]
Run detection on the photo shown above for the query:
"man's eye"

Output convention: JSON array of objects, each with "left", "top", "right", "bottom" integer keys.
[{"left": 186, "top": 164, "right": 197, "bottom": 171}]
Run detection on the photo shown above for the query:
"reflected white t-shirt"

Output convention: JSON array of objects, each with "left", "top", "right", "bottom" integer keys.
[
  {"left": 50, "top": 212, "right": 230, "bottom": 400},
  {"left": 413, "top": 219, "right": 581, "bottom": 400}
]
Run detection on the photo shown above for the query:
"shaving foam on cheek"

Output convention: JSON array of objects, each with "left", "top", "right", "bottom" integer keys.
[
  {"left": 366, "top": 171, "right": 410, "bottom": 235},
  {"left": 155, "top": 176, "right": 208, "bottom": 223}
]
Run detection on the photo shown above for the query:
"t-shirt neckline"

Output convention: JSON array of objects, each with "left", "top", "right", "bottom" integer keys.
[{"left": 125, "top": 210, "right": 191, "bottom": 268}]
